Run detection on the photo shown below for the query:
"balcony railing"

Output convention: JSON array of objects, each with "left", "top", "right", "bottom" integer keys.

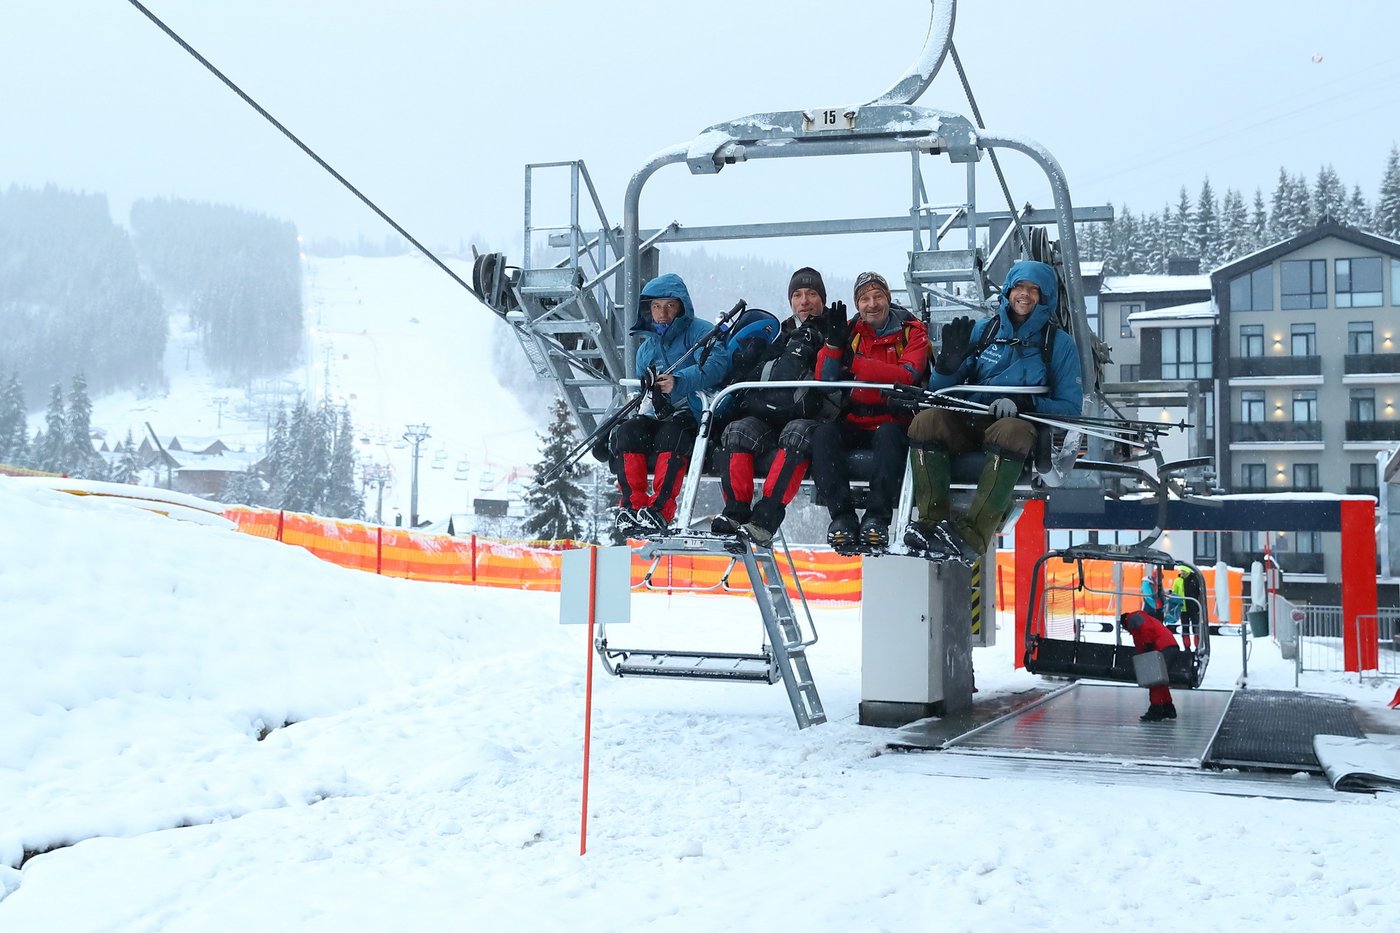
[
  {"left": 1346, "top": 484, "right": 1380, "bottom": 496},
  {"left": 1344, "top": 352, "right": 1400, "bottom": 375},
  {"left": 1345, "top": 420, "right": 1400, "bottom": 442},
  {"left": 1223, "top": 549, "right": 1326, "bottom": 574},
  {"left": 1229, "top": 355, "right": 1321, "bottom": 378},
  {"left": 1230, "top": 483, "right": 1323, "bottom": 494},
  {"left": 1230, "top": 421, "right": 1323, "bottom": 442}
]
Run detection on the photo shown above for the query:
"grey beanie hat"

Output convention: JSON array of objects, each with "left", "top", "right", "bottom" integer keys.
[{"left": 788, "top": 266, "right": 826, "bottom": 303}]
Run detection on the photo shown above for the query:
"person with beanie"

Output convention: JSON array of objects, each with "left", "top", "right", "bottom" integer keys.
[
  {"left": 809, "top": 271, "right": 930, "bottom": 552},
  {"left": 711, "top": 267, "right": 839, "bottom": 546},
  {"left": 903, "top": 260, "right": 1083, "bottom": 563},
  {"left": 1121, "top": 609, "right": 1181, "bottom": 722}
]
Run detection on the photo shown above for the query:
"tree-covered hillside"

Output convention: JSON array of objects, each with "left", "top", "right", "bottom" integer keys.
[
  {"left": 0, "top": 185, "right": 166, "bottom": 407},
  {"left": 130, "top": 197, "right": 303, "bottom": 380}
]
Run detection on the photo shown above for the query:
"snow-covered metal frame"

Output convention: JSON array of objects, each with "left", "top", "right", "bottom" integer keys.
[{"left": 616, "top": 0, "right": 1101, "bottom": 421}]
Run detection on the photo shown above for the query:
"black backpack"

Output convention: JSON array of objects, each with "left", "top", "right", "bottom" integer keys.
[{"left": 741, "top": 322, "right": 839, "bottom": 426}]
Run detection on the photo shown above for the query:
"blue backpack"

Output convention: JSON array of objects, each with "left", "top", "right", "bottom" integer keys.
[{"left": 709, "top": 307, "right": 781, "bottom": 418}]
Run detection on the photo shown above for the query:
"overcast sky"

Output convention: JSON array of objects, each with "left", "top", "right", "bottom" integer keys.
[{"left": 5, "top": 1, "right": 1400, "bottom": 278}]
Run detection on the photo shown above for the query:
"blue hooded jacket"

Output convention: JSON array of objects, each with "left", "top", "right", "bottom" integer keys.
[
  {"left": 926, "top": 260, "right": 1083, "bottom": 416},
  {"left": 630, "top": 273, "right": 732, "bottom": 418}
]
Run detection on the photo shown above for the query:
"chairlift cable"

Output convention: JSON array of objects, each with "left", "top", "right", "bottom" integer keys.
[
  {"left": 948, "top": 42, "right": 1031, "bottom": 257},
  {"left": 123, "top": 0, "right": 474, "bottom": 299}
]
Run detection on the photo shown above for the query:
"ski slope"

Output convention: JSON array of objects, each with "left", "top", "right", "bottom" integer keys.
[{"left": 88, "top": 254, "right": 545, "bottom": 526}]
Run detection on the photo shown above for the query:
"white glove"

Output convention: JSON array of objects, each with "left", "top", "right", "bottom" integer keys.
[{"left": 988, "top": 397, "right": 1018, "bottom": 419}]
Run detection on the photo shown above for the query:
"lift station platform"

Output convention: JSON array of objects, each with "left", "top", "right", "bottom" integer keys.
[{"left": 875, "top": 683, "right": 1380, "bottom": 801}]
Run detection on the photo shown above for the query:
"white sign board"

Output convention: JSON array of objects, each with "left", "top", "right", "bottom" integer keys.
[{"left": 559, "top": 545, "right": 632, "bottom": 626}]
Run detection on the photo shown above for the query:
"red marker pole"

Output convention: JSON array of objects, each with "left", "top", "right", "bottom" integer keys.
[{"left": 580, "top": 545, "right": 598, "bottom": 855}]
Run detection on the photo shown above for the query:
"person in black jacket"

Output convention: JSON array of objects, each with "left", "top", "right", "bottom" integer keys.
[{"left": 711, "top": 267, "right": 840, "bottom": 547}]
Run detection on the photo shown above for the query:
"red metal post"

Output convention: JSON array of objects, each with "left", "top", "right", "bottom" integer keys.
[
  {"left": 1014, "top": 499, "right": 1046, "bottom": 669},
  {"left": 375, "top": 526, "right": 383, "bottom": 575},
  {"left": 1339, "top": 499, "right": 1378, "bottom": 673},
  {"left": 471, "top": 534, "right": 478, "bottom": 584}
]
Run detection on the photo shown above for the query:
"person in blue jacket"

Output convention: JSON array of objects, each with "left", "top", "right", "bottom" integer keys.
[
  {"left": 608, "top": 273, "right": 731, "bottom": 536},
  {"left": 904, "top": 260, "right": 1083, "bottom": 561}
]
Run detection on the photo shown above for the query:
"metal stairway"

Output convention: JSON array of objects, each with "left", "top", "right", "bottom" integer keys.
[
  {"left": 599, "top": 534, "right": 826, "bottom": 729},
  {"left": 470, "top": 161, "right": 631, "bottom": 437}
]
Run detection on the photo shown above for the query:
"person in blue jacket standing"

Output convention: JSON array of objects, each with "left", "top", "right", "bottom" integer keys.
[
  {"left": 903, "top": 260, "right": 1083, "bottom": 561},
  {"left": 607, "top": 273, "right": 731, "bottom": 536}
]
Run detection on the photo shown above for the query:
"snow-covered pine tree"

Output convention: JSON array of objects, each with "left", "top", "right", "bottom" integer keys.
[
  {"left": 63, "top": 372, "right": 104, "bottom": 479},
  {"left": 1269, "top": 167, "right": 1292, "bottom": 242},
  {"left": 324, "top": 405, "right": 364, "bottom": 520},
  {"left": 1167, "top": 187, "right": 1192, "bottom": 263},
  {"left": 1312, "top": 164, "right": 1346, "bottom": 223},
  {"left": 1286, "top": 172, "right": 1315, "bottom": 235},
  {"left": 1193, "top": 178, "right": 1220, "bottom": 271},
  {"left": 113, "top": 428, "right": 142, "bottom": 484},
  {"left": 35, "top": 383, "right": 67, "bottom": 473},
  {"left": 521, "top": 396, "right": 588, "bottom": 543},
  {"left": 1219, "top": 188, "right": 1251, "bottom": 265},
  {"left": 263, "top": 408, "right": 292, "bottom": 506},
  {"left": 280, "top": 397, "right": 325, "bottom": 512},
  {"left": 1250, "top": 188, "right": 1269, "bottom": 251},
  {"left": 220, "top": 467, "right": 266, "bottom": 507},
  {"left": 1140, "top": 210, "right": 1166, "bottom": 275},
  {"left": 1344, "top": 185, "right": 1370, "bottom": 229},
  {"left": 1375, "top": 144, "right": 1400, "bottom": 240},
  {"left": 0, "top": 372, "right": 28, "bottom": 465},
  {"left": 1107, "top": 206, "right": 1140, "bottom": 274}
]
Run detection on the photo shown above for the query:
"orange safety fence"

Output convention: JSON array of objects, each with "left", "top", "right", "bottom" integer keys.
[
  {"left": 222, "top": 506, "right": 1243, "bottom": 616},
  {"left": 223, "top": 506, "right": 869, "bottom": 601}
]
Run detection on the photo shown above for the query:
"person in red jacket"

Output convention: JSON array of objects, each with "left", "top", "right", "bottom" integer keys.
[
  {"left": 809, "top": 271, "right": 930, "bottom": 551},
  {"left": 1121, "top": 610, "right": 1181, "bottom": 722}
]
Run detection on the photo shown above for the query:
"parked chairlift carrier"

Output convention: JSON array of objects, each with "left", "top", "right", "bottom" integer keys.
[{"left": 468, "top": 0, "right": 1211, "bottom": 726}]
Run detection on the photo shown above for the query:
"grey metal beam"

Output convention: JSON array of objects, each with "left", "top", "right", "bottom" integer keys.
[{"left": 631, "top": 207, "right": 1112, "bottom": 244}]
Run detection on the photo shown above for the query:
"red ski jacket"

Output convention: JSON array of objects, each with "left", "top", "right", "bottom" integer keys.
[{"left": 1122, "top": 610, "right": 1178, "bottom": 652}]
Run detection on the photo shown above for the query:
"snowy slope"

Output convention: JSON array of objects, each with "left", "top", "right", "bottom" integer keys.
[
  {"left": 87, "top": 254, "right": 545, "bottom": 523},
  {"left": 2, "top": 477, "right": 1400, "bottom": 930}
]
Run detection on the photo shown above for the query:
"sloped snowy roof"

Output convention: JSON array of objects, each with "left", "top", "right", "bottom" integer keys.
[
  {"left": 1101, "top": 274, "right": 1212, "bottom": 295},
  {"left": 1127, "top": 299, "right": 1216, "bottom": 323}
]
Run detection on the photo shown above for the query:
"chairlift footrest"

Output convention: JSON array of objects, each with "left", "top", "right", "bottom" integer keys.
[{"left": 607, "top": 648, "right": 780, "bottom": 683}]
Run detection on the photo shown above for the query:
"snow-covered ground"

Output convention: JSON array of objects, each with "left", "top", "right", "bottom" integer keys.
[
  {"left": 2, "top": 476, "right": 1399, "bottom": 931},
  {"left": 88, "top": 254, "right": 544, "bottom": 525}
]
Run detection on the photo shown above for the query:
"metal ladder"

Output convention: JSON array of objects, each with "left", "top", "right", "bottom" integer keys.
[{"left": 600, "top": 534, "right": 826, "bottom": 729}]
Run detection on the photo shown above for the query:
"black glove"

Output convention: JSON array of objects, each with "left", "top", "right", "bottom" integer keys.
[
  {"left": 730, "top": 337, "right": 767, "bottom": 380},
  {"left": 823, "top": 301, "right": 849, "bottom": 350},
  {"left": 638, "top": 365, "right": 659, "bottom": 392},
  {"left": 591, "top": 438, "right": 612, "bottom": 462},
  {"left": 935, "top": 316, "right": 975, "bottom": 375}
]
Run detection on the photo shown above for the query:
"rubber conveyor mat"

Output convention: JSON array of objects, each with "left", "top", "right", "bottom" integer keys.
[{"left": 1206, "top": 689, "right": 1365, "bottom": 772}]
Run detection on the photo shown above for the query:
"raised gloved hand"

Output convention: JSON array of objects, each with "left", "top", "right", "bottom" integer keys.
[
  {"left": 823, "top": 301, "right": 849, "bottom": 350},
  {"left": 987, "top": 397, "right": 1018, "bottom": 419},
  {"left": 935, "top": 316, "right": 975, "bottom": 375}
]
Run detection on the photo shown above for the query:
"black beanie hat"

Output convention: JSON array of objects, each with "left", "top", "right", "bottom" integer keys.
[{"left": 788, "top": 267, "right": 826, "bottom": 303}]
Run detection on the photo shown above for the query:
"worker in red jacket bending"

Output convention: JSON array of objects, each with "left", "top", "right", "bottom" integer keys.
[{"left": 1121, "top": 610, "right": 1181, "bottom": 722}]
